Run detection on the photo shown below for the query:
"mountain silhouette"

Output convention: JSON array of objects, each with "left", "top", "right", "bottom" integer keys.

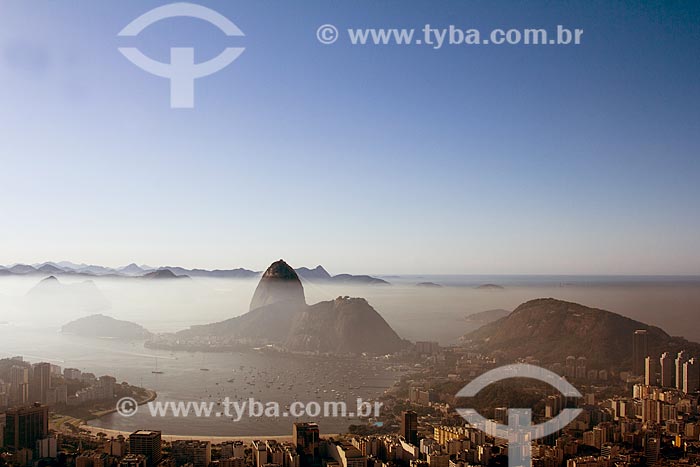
[
  {"left": 62, "top": 314, "right": 151, "bottom": 339},
  {"left": 463, "top": 298, "right": 700, "bottom": 370},
  {"left": 173, "top": 259, "right": 405, "bottom": 355}
]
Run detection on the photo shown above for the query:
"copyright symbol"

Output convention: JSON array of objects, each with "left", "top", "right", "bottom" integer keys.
[
  {"left": 316, "top": 24, "right": 339, "bottom": 45},
  {"left": 116, "top": 397, "right": 139, "bottom": 417}
]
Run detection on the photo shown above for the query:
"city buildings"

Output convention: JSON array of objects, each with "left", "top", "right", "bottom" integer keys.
[
  {"left": 683, "top": 358, "right": 700, "bottom": 394},
  {"left": 632, "top": 330, "right": 648, "bottom": 376},
  {"left": 328, "top": 441, "right": 367, "bottom": 467},
  {"left": 29, "top": 363, "right": 51, "bottom": 405},
  {"left": 401, "top": 411, "right": 418, "bottom": 446},
  {"left": 293, "top": 422, "right": 319, "bottom": 467},
  {"left": 659, "top": 352, "right": 674, "bottom": 388},
  {"left": 2, "top": 403, "right": 49, "bottom": 450},
  {"left": 644, "top": 356, "right": 658, "bottom": 386},
  {"left": 172, "top": 440, "right": 212, "bottom": 467},
  {"left": 128, "top": 430, "right": 162, "bottom": 467},
  {"left": 676, "top": 351, "right": 689, "bottom": 391},
  {"left": 9, "top": 366, "right": 29, "bottom": 406}
]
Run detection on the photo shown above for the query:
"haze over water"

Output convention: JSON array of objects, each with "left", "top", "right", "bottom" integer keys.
[{"left": 2, "top": 273, "right": 700, "bottom": 435}]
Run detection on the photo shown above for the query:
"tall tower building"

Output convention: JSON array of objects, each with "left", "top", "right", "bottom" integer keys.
[
  {"left": 660, "top": 352, "right": 674, "bottom": 388},
  {"left": 632, "top": 330, "right": 648, "bottom": 376},
  {"left": 128, "top": 430, "right": 162, "bottom": 467},
  {"left": 682, "top": 358, "right": 699, "bottom": 394},
  {"left": 676, "top": 351, "right": 689, "bottom": 391},
  {"left": 293, "top": 422, "right": 319, "bottom": 467},
  {"left": 2, "top": 403, "right": 49, "bottom": 450},
  {"left": 9, "top": 366, "right": 30, "bottom": 406},
  {"left": 401, "top": 410, "right": 418, "bottom": 445},
  {"left": 30, "top": 363, "right": 52, "bottom": 404},
  {"left": 645, "top": 437, "right": 660, "bottom": 465},
  {"left": 645, "top": 356, "right": 659, "bottom": 386}
]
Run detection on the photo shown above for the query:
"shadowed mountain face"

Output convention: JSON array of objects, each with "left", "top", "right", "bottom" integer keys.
[
  {"left": 250, "top": 260, "right": 306, "bottom": 311},
  {"left": 286, "top": 297, "right": 405, "bottom": 354},
  {"left": 175, "top": 260, "right": 405, "bottom": 355},
  {"left": 178, "top": 260, "right": 307, "bottom": 344},
  {"left": 463, "top": 298, "right": 700, "bottom": 369}
]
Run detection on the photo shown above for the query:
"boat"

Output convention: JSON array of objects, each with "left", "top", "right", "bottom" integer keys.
[{"left": 152, "top": 357, "right": 164, "bottom": 374}]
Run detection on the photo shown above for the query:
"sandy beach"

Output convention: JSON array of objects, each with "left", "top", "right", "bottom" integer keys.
[{"left": 81, "top": 424, "right": 339, "bottom": 443}]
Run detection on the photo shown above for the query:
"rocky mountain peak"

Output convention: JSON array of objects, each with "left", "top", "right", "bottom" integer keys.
[{"left": 249, "top": 260, "right": 306, "bottom": 311}]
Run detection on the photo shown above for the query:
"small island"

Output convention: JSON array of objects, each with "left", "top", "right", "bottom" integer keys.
[
  {"left": 475, "top": 283, "right": 505, "bottom": 290},
  {"left": 62, "top": 314, "right": 152, "bottom": 340}
]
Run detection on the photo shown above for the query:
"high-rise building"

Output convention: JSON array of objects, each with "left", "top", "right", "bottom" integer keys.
[
  {"left": 401, "top": 410, "right": 419, "bottom": 446},
  {"left": 328, "top": 441, "right": 367, "bottom": 467},
  {"left": 30, "top": 363, "right": 52, "bottom": 404},
  {"left": 642, "top": 399, "right": 661, "bottom": 424},
  {"left": 494, "top": 407, "right": 508, "bottom": 424},
  {"left": 3, "top": 403, "right": 49, "bottom": 450},
  {"left": 106, "top": 438, "right": 127, "bottom": 457},
  {"left": 36, "top": 436, "right": 57, "bottom": 458},
  {"left": 172, "top": 440, "right": 211, "bottom": 467},
  {"left": 564, "top": 356, "right": 576, "bottom": 379},
  {"left": 293, "top": 422, "right": 319, "bottom": 467},
  {"left": 415, "top": 342, "right": 439, "bottom": 355},
  {"left": 64, "top": 368, "right": 82, "bottom": 380},
  {"left": 632, "top": 330, "right": 648, "bottom": 376},
  {"left": 252, "top": 440, "right": 267, "bottom": 467},
  {"left": 128, "top": 430, "right": 162, "bottom": 467},
  {"left": 9, "top": 366, "right": 30, "bottom": 406},
  {"left": 119, "top": 454, "right": 147, "bottom": 467},
  {"left": 575, "top": 357, "right": 587, "bottom": 379},
  {"left": 221, "top": 441, "right": 246, "bottom": 459},
  {"left": 682, "top": 358, "right": 699, "bottom": 394},
  {"left": 645, "top": 356, "right": 659, "bottom": 386},
  {"left": 676, "top": 351, "right": 689, "bottom": 391},
  {"left": 660, "top": 352, "right": 674, "bottom": 388},
  {"left": 645, "top": 437, "right": 660, "bottom": 465}
]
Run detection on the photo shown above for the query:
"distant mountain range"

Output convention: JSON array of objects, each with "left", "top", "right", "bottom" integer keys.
[
  {"left": 0, "top": 261, "right": 389, "bottom": 284},
  {"left": 158, "top": 259, "right": 406, "bottom": 355},
  {"left": 462, "top": 298, "right": 700, "bottom": 370},
  {"left": 23, "top": 275, "right": 110, "bottom": 315},
  {"left": 294, "top": 265, "right": 390, "bottom": 285},
  {"left": 0, "top": 262, "right": 256, "bottom": 279}
]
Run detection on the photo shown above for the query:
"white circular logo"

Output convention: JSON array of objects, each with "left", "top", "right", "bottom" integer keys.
[
  {"left": 316, "top": 24, "right": 339, "bottom": 45},
  {"left": 116, "top": 397, "right": 139, "bottom": 417}
]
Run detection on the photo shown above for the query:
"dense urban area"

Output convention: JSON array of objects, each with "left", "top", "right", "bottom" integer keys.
[{"left": 2, "top": 328, "right": 700, "bottom": 467}]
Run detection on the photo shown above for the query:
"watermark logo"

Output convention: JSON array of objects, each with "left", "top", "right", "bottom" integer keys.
[
  {"left": 115, "top": 397, "right": 382, "bottom": 421},
  {"left": 456, "top": 364, "right": 582, "bottom": 467},
  {"left": 116, "top": 397, "right": 139, "bottom": 417},
  {"left": 316, "top": 24, "right": 339, "bottom": 45},
  {"left": 117, "top": 2, "right": 245, "bottom": 108}
]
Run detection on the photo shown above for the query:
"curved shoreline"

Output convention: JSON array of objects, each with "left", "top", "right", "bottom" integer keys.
[
  {"left": 83, "top": 389, "right": 340, "bottom": 442},
  {"left": 80, "top": 424, "right": 338, "bottom": 443},
  {"left": 90, "top": 389, "right": 158, "bottom": 419}
]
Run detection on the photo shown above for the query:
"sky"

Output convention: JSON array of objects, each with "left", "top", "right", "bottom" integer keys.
[{"left": 0, "top": 0, "right": 698, "bottom": 275}]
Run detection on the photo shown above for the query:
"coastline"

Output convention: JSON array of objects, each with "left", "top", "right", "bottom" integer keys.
[
  {"left": 80, "top": 424, "right": 339, "bottom": 443},
  {"left": 91, "top": 388, "right": 158, "bottom": 419},
  {"left": 63, "top": 345, "right": 407, "bottom": 442}
]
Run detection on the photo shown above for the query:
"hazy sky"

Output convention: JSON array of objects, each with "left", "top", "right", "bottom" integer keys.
[{"left": 1, "top": 1, "right": 698, "bottom": 275}]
